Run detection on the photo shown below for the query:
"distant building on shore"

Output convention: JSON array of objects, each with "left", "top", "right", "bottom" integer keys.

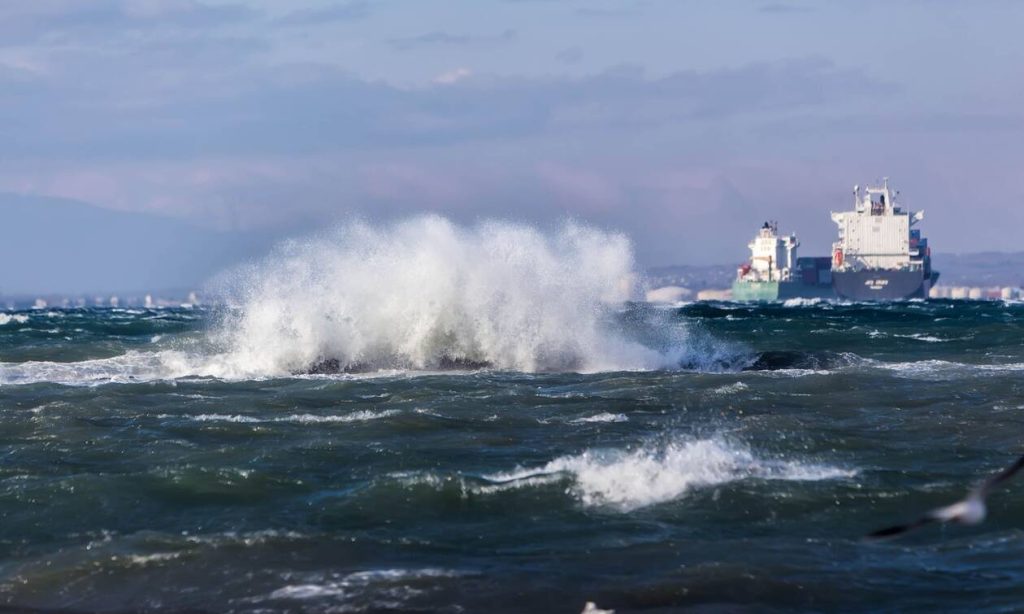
[{"left": 929, "top": 285, "right": 1021, "bottom": 300}]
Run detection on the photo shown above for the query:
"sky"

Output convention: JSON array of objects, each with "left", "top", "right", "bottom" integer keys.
[{"left": 2, "top": 0, "right": 1023, "bottom": 292}]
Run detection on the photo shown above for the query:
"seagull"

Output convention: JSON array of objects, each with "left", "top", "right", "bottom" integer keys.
[
  {"left": 867, "top": 452, "right": 1024, "bottom": 539},
  {"left": 581, "top": 602, "right": 614, "bottom": 614}
]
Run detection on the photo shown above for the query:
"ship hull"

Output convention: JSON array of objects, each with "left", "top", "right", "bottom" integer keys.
[
  {"left": 732, "top": 280, "right": 835, "bottom": 302},
  {"left": 832, "top": 269, "right": 931, "bottom": 300}
]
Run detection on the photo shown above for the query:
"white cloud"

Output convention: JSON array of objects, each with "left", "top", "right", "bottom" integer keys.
[{"left": 432, "top": 67, "right": 472, "bottom": 85}]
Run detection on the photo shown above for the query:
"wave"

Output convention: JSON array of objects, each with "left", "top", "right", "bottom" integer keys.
[
  {"left": 17, "top": 339, "right": 1018, "bottom": 386},
  {"left": 739, "top": 350, "right": 863, "bottom": 372},
  {"left": 570, "top": 412, "right": 628, "bottom": 424},
  {"left": 892, "top": 333, "right": 946, "bottom": 343},
  {"left": 0, "top": 313, "right": 29, "bottom": 326},
  {"left": 185, "top": 410, "right": 401, "bottom": 424},
  {"left": 782, "top": 297, "right": 824, "bottom": 307},
  {"left": 0, "top": 344, "right": 866, "bottom": 386},
  {"left": 265, "top": 568, "right": 464, "bottom": 606},
  {"left": 415, "top": 435, "right": 856, "bottom": 511},
  {"left": 200, "top": 217, "right": 710, "bottom": 377},
  {"left": 0, "top": 352, "right": 173, "bottom": 386},
  {"left": 710, "top": 381, "right": 749, "bottom": 395},
  {"left": 873, "top": 359, "right": 1024, "bottom": 379}
]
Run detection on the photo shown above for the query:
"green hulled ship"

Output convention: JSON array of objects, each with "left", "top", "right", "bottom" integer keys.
[{"left": 731, "top": 222, "right": 835, "bottom": 302}]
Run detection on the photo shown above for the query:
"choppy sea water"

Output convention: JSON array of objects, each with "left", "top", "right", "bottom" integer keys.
[{"left": 2, "top": 300, "right": 1024, "bottom": 613}]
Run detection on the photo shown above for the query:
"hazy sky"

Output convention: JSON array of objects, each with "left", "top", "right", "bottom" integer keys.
[{"left": 3, "top": 0, "right": 1023, "bottom": 282}]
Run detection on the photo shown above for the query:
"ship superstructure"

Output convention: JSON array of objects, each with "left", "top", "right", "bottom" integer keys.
[
  {"left": 739, "top": 221, "right": 797, "bottom": 284},
  {"left": 830, "top": 178, "right": 938, "bottom": 299},
  {"left": 732, "top": 222, "right": 834, "bottom": 301}
]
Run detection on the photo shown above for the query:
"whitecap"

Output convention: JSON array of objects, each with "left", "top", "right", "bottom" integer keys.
[
  {"left": 186, "top": 410, "right": 400, "bottom": 424},
  {"left": 893, "top": 333, "right": 945, "bottom": 343},
  {"left": 0, "top": 314, "right": 29, "bottom": 326},
  {"left": 483, "top": 436, "right": 855, "bottom": 511},
  {"left": 571, "top": 412, "right": 628, "bottom": 424},
  {"left": 123, "top": 552, "right": 182, "bottom": 566},
  {"left": 275, "top": 410, "right": 400, "bottom": 423},
  {"left": 782, "top": 297, "right": 823, "bottom": 307},
  {"left": 876, "top": 359, "right": 1024, "bottom": 379},
  {"left": 192, "top": 413, "right": 262, "bottom": 423},
  {"left": 710, "top": 381, "right": 749, "bottom": 395},
  {"left": 267, "top": 568, "right": 462, "bottom": 601}
]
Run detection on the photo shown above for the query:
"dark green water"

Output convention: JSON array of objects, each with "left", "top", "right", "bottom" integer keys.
[{"left": 2, "top": 301, "right": 1024, "bottom": 613}]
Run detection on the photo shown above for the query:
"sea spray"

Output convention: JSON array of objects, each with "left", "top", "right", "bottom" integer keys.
[
  {"left": 206, "top": 216, "right": 676, "bottom": 375},
  {"left": 0, "top": 217, "right": 746, "bottom": 384}
]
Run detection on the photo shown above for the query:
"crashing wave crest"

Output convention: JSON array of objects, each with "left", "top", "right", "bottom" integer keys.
[
  {"left": 425, "top": 435, "right": 856, "bottom": 511},
  {"left": 203, "top": 216, "right": 681, "bottom": 376}
]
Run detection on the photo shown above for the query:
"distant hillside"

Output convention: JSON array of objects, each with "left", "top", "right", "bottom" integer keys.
[{"left": 0, "top": 194, "right": 273, "bottom": 295}]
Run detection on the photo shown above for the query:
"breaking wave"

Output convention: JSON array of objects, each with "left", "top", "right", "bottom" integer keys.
[
  {"left": 202, "top": 216, "right": 691, "bottom": 376},
  {"left": 509, "top": 437, "right": 853, "bottom": 510},
  {"left": 0, "top": 313, "right": 29, "bottom": 326},
  {"left": 407, "top": 435, "right": 857, "bottom": 512}
]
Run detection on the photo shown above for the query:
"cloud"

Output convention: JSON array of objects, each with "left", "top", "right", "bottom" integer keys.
[
  {"left": 275, "top": 1, "right": 372, "bottom": 26},
  {"left": 575, "top": 5, "right": 646, "bottom": 18},
  {"left": 433, "top": 67, "right": 473, "bottom": 85},
  {"left": 0, "top": 0, "right": 257, "bottom": 43},
  {"left": 537, "top": 163, "right": 624, "bottom": 211},
  {"left": 388, "top": 29, "right": 517, "bottom": 51},
  {"left": 0, "top": 57, "right": 882, "bottom": 161},
  {"left": 758, "top": 3, "right": 813, "bottom": 14},
  {"left": 0, "top": 51, "right": 903, "bottom": 265},
  {"left": 556, "top": 46, "right": 583, "bottom": 64}
]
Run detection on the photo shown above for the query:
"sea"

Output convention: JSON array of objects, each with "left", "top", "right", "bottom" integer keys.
[{"left": 2, "top": 221, "right": 1024, "bottom": 613}]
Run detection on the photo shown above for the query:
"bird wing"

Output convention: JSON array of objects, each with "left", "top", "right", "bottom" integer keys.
[
  {"left": 866, "top": 514, "right": 939, "bottom": 539},
  {"left": 978, "top": 452, "right": 1024, "bottom": 495},
  {"left": 868, "top": 452, "right": 1024, "bottom": 540},
  {"left": 867, "top": 495, "right": 982, "bottom": 539}
]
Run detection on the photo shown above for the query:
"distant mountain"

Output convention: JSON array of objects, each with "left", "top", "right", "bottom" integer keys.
[{"left": 0, "top": 194, "right": 272, "bottom": 295}]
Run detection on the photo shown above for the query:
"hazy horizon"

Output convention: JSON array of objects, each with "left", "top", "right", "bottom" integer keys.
[{"left": 3, "top": 0, "right": 1023, "bottom": 293}]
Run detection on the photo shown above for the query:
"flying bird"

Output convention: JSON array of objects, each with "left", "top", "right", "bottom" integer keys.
[{"left": 867, "top": 452, "right": 1024, "bottom": 539}]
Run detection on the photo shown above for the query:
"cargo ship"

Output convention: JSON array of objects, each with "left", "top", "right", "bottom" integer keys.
[
  {"left": 732, "top": 221, "right": 835, "bottom": 301},
  {"left": 830, "top": 179, "right": 938, "bottom": 300}
]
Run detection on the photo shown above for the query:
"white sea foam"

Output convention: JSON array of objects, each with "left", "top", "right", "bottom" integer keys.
[
  {"left": 123, "top": 552, "right": 182, "bottom": 566},
  {"left": 482, "top": 436, "right": 855, "bottom": 511},
  {"left": 893, "top": 333, "right": 945, "bottom": 343},
  {"left": 782, "top": 297, "right": 823, "bottom": 307},
  {"left": 268, "top": 568, "right": 461, "bottom": 602},
  {"left": 191, "top": 413, "right": 263, "bottom": 423},
  {"left": 878, "top": 359, "right": 1024, "bottom": 379},
  {"left": 571, "top": 412, "right": 628, "bottom": 424},
  {"left": 0, "top": 314, "right": 29, "bottom": 325},
  {"left": 187, "top": 410, "right": 400, "bottom": 424},
  {"left": 710, "top": 381, "right": 749, "bottom": 395},
  {"left": 0, "top": 352, "right": 170, "bottom": 386}
]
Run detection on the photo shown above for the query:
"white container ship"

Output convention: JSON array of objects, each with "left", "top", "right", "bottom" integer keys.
[{"left": 830, "top": 178, "right": 938, "bottom": 300}]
